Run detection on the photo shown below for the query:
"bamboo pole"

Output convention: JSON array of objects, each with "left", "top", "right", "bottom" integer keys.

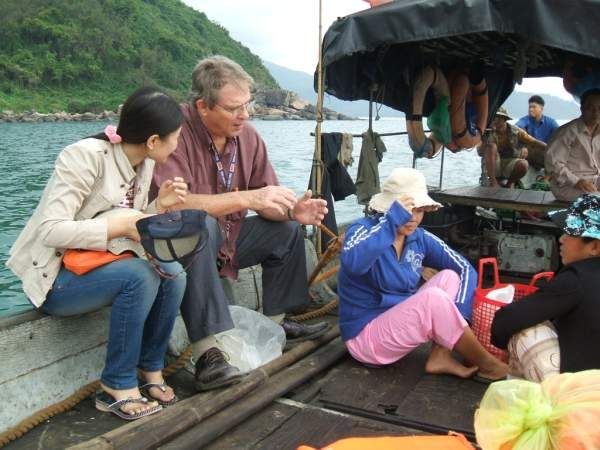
[
  {"left": 68, "top": 326, "right": 340, "bottom": 450},
  {"left": 160, "top": 338, "right": 348, "bottom": 449},
  {"left": 311, "top": 0, "right": 325, "bottom": 255}
]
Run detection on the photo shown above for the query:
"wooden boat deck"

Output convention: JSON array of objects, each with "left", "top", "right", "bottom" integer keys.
[
  {"left": 431, "top": 185, "right": 569, "bottom": 213},
  {"left": 6, "top": 335, "right": 488, "bottom": 449},
  {"left": 204, "top": 344, "right": 486, "bottom": 449}
]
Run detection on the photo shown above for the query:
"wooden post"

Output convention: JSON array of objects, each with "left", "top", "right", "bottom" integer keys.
[{"left": 311, "top": 0, "right": 325, "bottom": 255}]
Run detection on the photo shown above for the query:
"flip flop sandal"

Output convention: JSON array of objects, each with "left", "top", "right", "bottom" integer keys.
[
  {"left": 139, "top": 382, "right": 178, "bottom": 406},
  {"left": 95, "top": 391, "right": 162, "bottom": 420}
]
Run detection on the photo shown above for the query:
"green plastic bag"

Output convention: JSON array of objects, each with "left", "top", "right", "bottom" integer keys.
[
  {"left": 474, "top": 370, "right": 600, "bottom": 450},
  {"left": 427, "top": 95, "right": 452, "bottom": 145}
]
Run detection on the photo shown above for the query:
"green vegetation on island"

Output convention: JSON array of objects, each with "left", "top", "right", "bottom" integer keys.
[{"left": 0, "top": 0, "right": 278, "bottom": 113}]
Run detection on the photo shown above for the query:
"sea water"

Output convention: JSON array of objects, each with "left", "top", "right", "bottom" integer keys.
[{"left": 0, "top": 118, "right": 482, "bottom": 315}]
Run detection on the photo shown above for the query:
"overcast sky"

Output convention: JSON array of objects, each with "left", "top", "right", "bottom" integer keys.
[{"left": 183, "top": 0, "right": 575, "bottom": 102}]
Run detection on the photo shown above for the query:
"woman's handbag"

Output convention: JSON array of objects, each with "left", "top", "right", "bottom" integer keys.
[
  {"left": 472, "top": 258, "right": 554, "bottom": 361},
  {"left": 136, "top": 209, "right": 209, "bottom": 262},
  {"left": 63, "top": 249, "right": 133, "bottom": 275}
]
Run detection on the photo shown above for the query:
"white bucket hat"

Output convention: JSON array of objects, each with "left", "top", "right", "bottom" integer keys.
[{"left": 368, "top": 168, "right": 442, "bottom": 213}]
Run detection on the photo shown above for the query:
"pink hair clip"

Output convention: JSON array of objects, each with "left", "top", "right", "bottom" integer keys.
[{"left": 104, "top": 125, "right": 122, "bottom": 144}]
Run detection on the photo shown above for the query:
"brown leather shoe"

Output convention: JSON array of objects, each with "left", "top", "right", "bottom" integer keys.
[
  {"left": 194, "top": 347, "right": 243, "bottom": 391},
  {"left": 281, "top": 320, "right": 330, "bottom": 346}
]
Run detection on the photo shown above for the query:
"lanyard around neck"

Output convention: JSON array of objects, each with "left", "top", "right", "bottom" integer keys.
[{"left": 210, "top": 141, "right": 238, "bottom": 192}]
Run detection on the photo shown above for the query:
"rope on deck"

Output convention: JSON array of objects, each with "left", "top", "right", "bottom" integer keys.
[
  {"left": 289, "top": 224, "right": 343, "bottom": 322},
  {"left": 0, "top": 345, "right": 193, "bottom": 448}
]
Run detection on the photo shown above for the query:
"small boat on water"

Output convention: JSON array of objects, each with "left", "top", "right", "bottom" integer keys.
[{"left": 3, "top": 0, "right": 600, "bottom": 448}]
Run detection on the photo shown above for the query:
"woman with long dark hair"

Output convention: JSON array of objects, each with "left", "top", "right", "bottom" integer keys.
[{"left": 7, "top": 87, "right": 188, "bottom": 420}]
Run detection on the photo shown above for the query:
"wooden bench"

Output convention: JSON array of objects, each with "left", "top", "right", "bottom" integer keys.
[{"left": 430, "top": 185, "right": 570, "bottom": 213}]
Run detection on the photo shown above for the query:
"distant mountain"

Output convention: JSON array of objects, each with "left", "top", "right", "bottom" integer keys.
[
  {"left": 263, "top": 60, "right": 580, "bottom": 121},
  {"left": 263, "top": 61, "right": 401, "bottom": 118}
]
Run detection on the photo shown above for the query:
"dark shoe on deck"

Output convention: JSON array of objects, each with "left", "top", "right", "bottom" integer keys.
[
  {"left": 194, "top": 347, "right": 243, "bottom": 391},
  {"left": 282, "top": 320, "right": 330, "bottom": 347}
]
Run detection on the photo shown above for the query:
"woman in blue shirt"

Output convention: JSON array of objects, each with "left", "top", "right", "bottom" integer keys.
[{"left": 339, "top": 168, "right": 508, "bottom": 381}]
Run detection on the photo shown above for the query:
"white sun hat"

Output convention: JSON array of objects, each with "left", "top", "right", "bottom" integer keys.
[
  {"left": 368, "top": 167, "right": 442, "bottom": 213},
  {"left": 95, "top": 208, "right": 146, "bottom": 258}
]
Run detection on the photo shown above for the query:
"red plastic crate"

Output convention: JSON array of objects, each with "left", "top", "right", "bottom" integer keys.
[{"left": 471, "top": 258, "right": 553, "bottom": 362}]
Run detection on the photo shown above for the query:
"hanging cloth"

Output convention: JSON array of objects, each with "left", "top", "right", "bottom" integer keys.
[
  {"left": 338, "top": 133, "right": 355, "bottom": 167},
  {"left": 309, "top": 132, "right": 357, "bottom": 251},
  {"left": 355, "top": 130, "right": 387, "bottom": 205}
]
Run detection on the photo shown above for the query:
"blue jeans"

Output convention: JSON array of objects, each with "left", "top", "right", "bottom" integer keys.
[{"left": 42, "top": 258, "right": 186, "bottom": 390}]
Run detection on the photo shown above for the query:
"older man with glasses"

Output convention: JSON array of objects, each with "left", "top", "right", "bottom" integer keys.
[{"left": 152, "top": 55, "right": 330, "bottom": 392}]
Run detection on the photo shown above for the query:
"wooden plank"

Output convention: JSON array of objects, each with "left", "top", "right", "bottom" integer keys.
[
  {"left": 0, "top": 308, "right": 110, "bottom": 385},
  {"left": 251, "top": 405, "right": 426, "bottom": 450},
  {"left": 317, "top": 344, "right": 429, "bottom": 413},
  {"left": 204, "top": 403, "right": 301, "bottom": 450},
  {"left": 397, "top": 374, "right": 486, "bottom": 433},
  {"left": 0, "top": 310, "right": 42, "bottom": 330},
  {"left": 312, "top": 344, "right": 486, "bottom": 436},
  {"left": 514, "top": 189, "right": 547, "bottom": 204},
  {"left": 432, "top": 185, "right": 568, "bottom": 213},
  {"left": 1, "top": 344, "right": 106, "bottom": 431}
]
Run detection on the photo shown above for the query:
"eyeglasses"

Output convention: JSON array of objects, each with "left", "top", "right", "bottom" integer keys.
[{"left": 215, "top": 99, "right": 255, "bottom": 116}]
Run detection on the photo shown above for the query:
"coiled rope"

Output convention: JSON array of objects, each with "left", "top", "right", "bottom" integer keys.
[{"left": 289, "top": 224, "right": 342, "bottom": 322}]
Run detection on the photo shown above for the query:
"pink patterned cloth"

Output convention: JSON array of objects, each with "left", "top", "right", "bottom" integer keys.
[{"left": 346, "top": 269, "right": 468, "bottom": 365}]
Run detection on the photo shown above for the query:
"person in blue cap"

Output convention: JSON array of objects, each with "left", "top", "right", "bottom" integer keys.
[{"left": 491, "top": 193, "right": 600, "bottom": 381}]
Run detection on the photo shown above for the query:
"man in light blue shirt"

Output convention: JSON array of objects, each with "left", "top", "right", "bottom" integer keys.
[{"left": 516, "top": 95, "right": 559, "bottom": 169}]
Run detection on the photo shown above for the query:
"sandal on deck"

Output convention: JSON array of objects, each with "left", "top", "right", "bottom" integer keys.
[
  {"left": 95, "top": 391, "right": 163, "bottom": 420},
  {"left": 139, "top": 382, "right": 178, "bottom": 406}
]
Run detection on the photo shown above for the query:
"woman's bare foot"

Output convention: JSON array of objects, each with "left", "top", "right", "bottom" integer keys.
[
  {"left": 477, "top": 357, "right": 509, "bottom": 381},
  {"left": 100, "top": 383, "right": 159, "bottom": 416},
  {"left": 139, "top": 370, "right": 176, "bottom": 404},
  {"left": 425, "top": 344, "right": 479, "bottom": 379}
]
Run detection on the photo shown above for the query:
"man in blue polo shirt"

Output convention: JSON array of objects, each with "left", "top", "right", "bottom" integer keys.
[{"left": 516, "top": 95, "right": 559, "bottom": 169}]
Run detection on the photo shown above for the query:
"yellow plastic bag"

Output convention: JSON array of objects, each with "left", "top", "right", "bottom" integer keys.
[{"left": 474, "top": 370, "right": 600, "bottom": 450}]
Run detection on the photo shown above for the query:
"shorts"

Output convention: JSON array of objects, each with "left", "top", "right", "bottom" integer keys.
[{"left": 496, "top": 155, "right": 521, "bottom": 179}]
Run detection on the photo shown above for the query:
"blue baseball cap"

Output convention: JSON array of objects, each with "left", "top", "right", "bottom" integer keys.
[{"left": 549, "top": 194, "right": 600, "bottom": 239}]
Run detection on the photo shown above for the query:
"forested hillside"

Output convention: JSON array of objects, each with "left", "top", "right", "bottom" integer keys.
[{"left": 0, "top": 0, "right": 277, "bottom": 113}]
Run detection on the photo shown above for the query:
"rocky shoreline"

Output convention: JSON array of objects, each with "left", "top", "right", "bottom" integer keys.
[{"left": 0, "top": 88, "right": 355, "bottom": 123}]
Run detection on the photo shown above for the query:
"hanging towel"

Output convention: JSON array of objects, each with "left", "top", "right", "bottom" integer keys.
[
  {"left": 356, "top": 130, "right": 387, "bottom": 205},
  {"left": 338, "top": 133, "right": 355, "bottom": 167}
]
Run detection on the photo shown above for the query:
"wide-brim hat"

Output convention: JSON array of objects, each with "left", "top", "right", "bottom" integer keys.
[
  {"left": 136, "top": 209, "right": 209, "bottom": 262},
  {"left": 369, "top": 167, "right": 442, "bottom": 213},
  {"left": 495, "top": 106, "right": 512, "bottom": 120},
  {"left": 548, "top": 194, "right": 600, "bottom": 240},
  {"left": 95, "top": 208, "right": 146, "bottom": 258}
]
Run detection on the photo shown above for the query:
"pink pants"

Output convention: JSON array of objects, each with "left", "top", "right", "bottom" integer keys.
[{"left": 346, "top": 269, "right": 468, "bottom": 366}]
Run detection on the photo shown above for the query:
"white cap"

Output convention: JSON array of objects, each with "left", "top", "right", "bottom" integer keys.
[{"left": 369, "top": 168, "right": 442, "bottom": 213}]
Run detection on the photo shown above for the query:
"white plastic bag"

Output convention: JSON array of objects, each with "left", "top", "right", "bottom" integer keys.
[
  {"left": 216, "top": 306, "right": 285, "bottom": 373},
  {"left": 486, "top": 284, "right": 515, "bottom": 304}
]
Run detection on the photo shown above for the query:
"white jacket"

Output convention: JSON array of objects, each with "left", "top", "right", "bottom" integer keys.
[{"left": 6, "top": 138, "right": 156, "bottom": 307}]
